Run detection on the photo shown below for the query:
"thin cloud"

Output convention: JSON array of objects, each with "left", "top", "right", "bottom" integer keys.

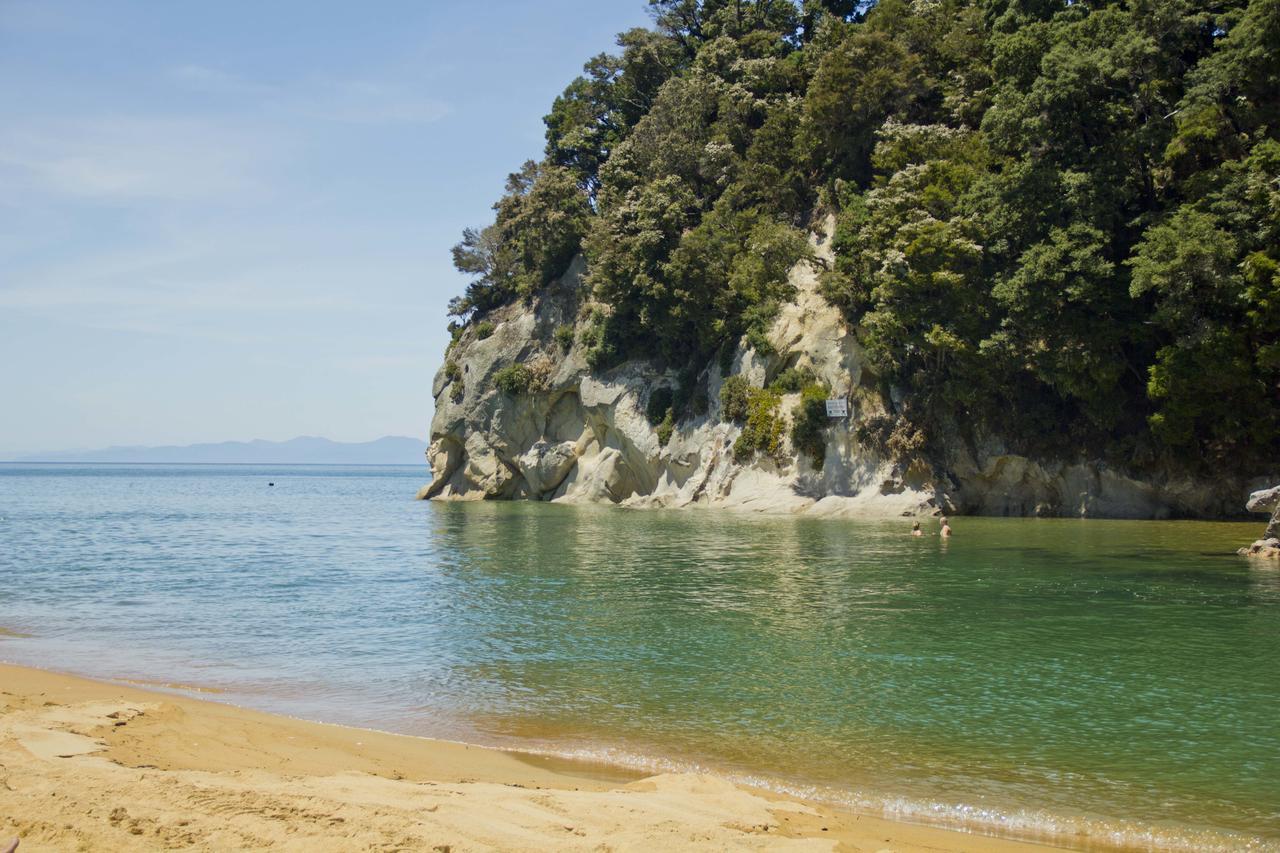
[
  {"left": 168, "top": 64, "right": 451, "bottom": 125},
  {"left": 0, "top": 116, "right": 279, "bottom": 201},
  {"left": 335, "top": 353, "right": 427, "bottom": 372},
  {"left": 169, "top": 64, "right": 276, "bottom": 98},
  {"left": 299, "top": 80, "right": 451, "bottom": 125},
  {"left": 0, "top": 280, "right": 361, "bottom": 313},
  {"left": 0, "top": 227, "right": 355, "bottom": 318}
]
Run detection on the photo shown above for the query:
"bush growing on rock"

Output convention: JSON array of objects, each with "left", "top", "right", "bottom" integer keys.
[
  {"left": 854, "top": 413, "right": 928, "bottom": 464},
  {"left": 526, "top": 355, "right": 555, "bottom": 391},
  {"left": 554, "top": 324, "right": 575, "bottom": 351},
  {"left": 719, "top": 376, "right": 752, "bottom": 423},
  {"left": 769, "top": 366, "right": 816, "bottom": 395},
  {"left": 580, "top": 308, "right": 619, "bottom": 370},
  {"left": 646, "top": 386, "right": 674, "bottom": 425},
  {"left": 474, "top": 321, "right": 496, "bottom": 340},
  {"left": 492, "top": 364, "right": 533, "bottom": 396},
  {"left": 721, "top": 374, "right": 786, "bottom": 462},
  {"left": 790, "top": 384, "right": 831, "bottom": 470},
  {"left": 647, "top": 386, "right": 678, "bottom": 447},
  {"left": 691, "top": 388, "right": 709, "bottom": 417},
  {"left": 656, "top": 410, "right": 675, "bottom": 447},
  {"left": 444, "top": 361, "right": 464, "bottom": 403},
  {"left": 670, "top": 367, "right": 708, "bottom": 421},
  {"left": 733, "top": 388, "right": 784, "bottom": 464}
]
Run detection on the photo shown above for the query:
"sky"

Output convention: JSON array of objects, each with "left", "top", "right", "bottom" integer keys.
[{"left": 0, "top": 0, "right": 652, "bottom": 455}]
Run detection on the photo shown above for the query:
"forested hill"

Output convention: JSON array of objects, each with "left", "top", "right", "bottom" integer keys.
[{"left": 444, "top": 0, "right": 1279, "bottom": 478}]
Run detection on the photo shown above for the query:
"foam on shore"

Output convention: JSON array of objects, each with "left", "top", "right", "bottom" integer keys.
[{"left": 0, "top": 663, "right": 1059, "bottom": 852}]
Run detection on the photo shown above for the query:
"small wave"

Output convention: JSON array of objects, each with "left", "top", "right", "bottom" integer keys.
[
  {"left": 499, "top": 741, "right": 1279, "bottom": 852},
  {"left": 117, "top": 677, "right": 227, "bottom": 695}
]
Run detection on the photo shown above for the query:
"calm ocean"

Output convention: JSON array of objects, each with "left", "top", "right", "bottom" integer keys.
[{"left": 1, "top": 463, "right": 1276, "bottom": 850}]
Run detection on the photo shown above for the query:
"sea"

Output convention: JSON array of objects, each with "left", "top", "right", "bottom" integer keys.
[{"left": 1, "top": 463, "right": 1276, "bottom": 850}]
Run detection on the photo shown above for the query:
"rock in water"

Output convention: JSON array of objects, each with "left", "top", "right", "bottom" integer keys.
[
  {"left": 1241, "top": 485, "right": 1280, "bottom": 555},
  {"left": 1246, "top": 486, "right": 1280, "bottom": 535},
  {"left": 1239, "top": 538, "right": 1280, "bottom": 558}
]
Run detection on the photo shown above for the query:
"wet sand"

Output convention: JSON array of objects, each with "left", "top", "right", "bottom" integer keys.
[{"left": 0, "top": 663, "right": 1064, "bottom": 851}]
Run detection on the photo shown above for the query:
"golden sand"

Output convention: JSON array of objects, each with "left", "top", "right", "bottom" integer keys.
[{"left": 0, "top": 663, "right": 1059, "bottom": 851}]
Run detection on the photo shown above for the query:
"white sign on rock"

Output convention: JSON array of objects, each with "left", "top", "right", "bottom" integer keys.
[{"left": 825, "top": 398, "right": 848, "bottom": 418}]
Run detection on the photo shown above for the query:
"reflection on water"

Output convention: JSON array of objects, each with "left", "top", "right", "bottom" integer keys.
[{"left": 0, "top": 464, "right": 1277, "bottom": 850}]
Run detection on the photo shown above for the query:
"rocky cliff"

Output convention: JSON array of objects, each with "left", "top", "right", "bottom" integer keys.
[
  {"left": 1240, "top": 485, "right": 1280, "bottom": 556},
  {"left": 422, "top": 221, "right": 1262, "bottom": 519}
]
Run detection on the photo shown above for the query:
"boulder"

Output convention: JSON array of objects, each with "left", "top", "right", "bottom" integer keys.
[
  {"left": 1246, "top": 484, "right": 1280, "bottom": 541},
  {"left": 516, "top": 439, "right": 580, "bottom": 497},
  {"left": 1238, "top": 537, "right": 1280, "bottom": 558},
  {"left": 1246, "top": 485, "right": 1280, "bottom": 513}
]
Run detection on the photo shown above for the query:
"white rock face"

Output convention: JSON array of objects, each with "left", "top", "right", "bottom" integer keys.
[
  {"left": 1247, "top": 485, "right": 1280, "bottom": 515},
  {"left": 422, "top": 225, "right": 1260, "bottom": 520},
  {"left": 1246, "top": 485, "right": 1280, "bottom": 541}
]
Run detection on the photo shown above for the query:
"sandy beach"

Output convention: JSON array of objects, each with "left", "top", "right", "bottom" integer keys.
[{"left": 0, "top": 663, "right": 1064, "bottom": 852}]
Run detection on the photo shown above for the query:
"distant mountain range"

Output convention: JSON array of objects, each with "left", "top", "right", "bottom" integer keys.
[{"left": 12, "top": 436, "right": 428, "bottom": 465}]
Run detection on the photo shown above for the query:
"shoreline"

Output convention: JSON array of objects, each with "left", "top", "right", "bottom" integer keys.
[
  {"left": 0, "top": 662, "right": 1061, "bottom": 852},
  {"left": 425, "top": 491, "right": 1265, "bottom": 530}
]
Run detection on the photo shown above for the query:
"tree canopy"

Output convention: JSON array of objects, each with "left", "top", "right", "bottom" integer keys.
[{"left": 447, "top": 0, "right": 1279, "bottom": 475}]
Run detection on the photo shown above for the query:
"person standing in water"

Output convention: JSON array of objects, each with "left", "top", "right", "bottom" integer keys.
[
  {"left": 911, "top": 521, "right": 923, "bottom": 537},
  {"left": 940, "top": 517, "right": 952, "bottom": 537}
]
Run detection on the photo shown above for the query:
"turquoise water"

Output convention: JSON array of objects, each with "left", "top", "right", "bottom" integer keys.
[{"left": 1, "top": 463, "right": 1277, "bottom": 850}]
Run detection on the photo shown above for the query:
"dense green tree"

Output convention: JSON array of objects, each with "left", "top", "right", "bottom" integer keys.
[
  {"left": 800, "top": 27, "right": 925, "bottom": 187},
  {"left": 1130, "top": 140, "right": 1280, "bottom": 464},
  {"left": 544, "top": 28, "right": 685, "bottom": 195},
  {"left": 445, "top": 0, "right": 1280, "bottom": 476},
  {"left": 988, "top": 224, "right": 1132, "bottom": 429},
  {"left": 821, "top": 123, "right": 992, "bottom": 420},
  {"left": 649, "top": 0, "right": 801, "bottom": 53},
  {"left": 449, "top": 161, "right": 590, "bottom": 319},
  {"left": 1165, "top": 0, "right": 1280, "bottom": 173}
]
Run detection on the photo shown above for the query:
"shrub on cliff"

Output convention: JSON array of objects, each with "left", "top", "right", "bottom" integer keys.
[
  {"left": 719, "top": 375, "right": 751, "bottom": 423},
  {"left": 646, "top": 387, "right": 675, "bottom": 425},
  {"left": 492, "top": 364, "right": 533, "bottom": 396},
  {"left": 769, "top": 366, "right": 816, "bottom": 395},
  {"left": 854, "top": 413, "right": 928, "bottom": 465},
  {"left": 733, "top": 388, "right": 784, "bottom": 463},
  {"left": 444, "top": 360, "right": 464, "bottom": 403},
  {"left": 579, "top": 308, "right": 620, "bottom": 370},
  {"left": 655, "top": 411, "right": 675, "bottom": 447},
  {"left": 646, "top": 386, "right": 678, "bottom": 447},
  {"left": 790, "top": 384, "right": 830, "bottom": 470}
]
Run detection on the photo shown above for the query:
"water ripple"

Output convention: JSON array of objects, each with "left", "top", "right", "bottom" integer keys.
[{"left": 0, "top": 463, "right": 1276, "bottom": 849}]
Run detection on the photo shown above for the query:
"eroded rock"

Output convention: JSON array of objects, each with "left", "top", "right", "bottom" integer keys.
[
  {"left": 420, "top": 224, "right": 1263, "bottom": 521},
  {"left": 1245, "top": 485, "right": 1280, "bottom": 545},
  {"left": 1238, "top": 537, "right": 1280, "bottom": 558}
]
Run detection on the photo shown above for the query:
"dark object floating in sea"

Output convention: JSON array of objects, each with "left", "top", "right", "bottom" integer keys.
[{"left": 268, "top": 482, "right": 274, "bottom": 487}]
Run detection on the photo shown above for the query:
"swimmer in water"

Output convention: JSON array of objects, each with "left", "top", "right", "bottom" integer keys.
[
  {"left": 911, "top": 521, "right": 923, "bottom": 537},
  {"left": 940, "top": 516, "right": 952, "bottom": 537}
]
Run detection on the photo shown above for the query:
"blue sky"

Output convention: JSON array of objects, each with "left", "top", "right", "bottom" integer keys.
[{"left": 0, "top": 0, "right": 650, "bottom": 455}]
